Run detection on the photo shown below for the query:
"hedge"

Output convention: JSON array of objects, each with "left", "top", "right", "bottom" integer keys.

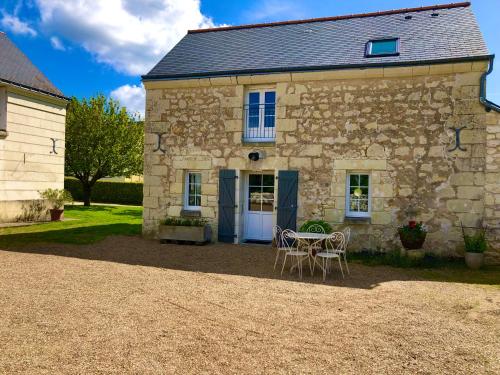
[{"left": 65, "top": 178, "right": 143, "bottom": 205}]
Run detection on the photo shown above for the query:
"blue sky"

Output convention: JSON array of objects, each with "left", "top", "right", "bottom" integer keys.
[{"left": 1, "top": 0, "right": 499, "bottom": 116}]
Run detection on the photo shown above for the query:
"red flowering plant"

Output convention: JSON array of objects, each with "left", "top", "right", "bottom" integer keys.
[{"left": 398, "top": 221, "right": 427, "bottom": 250}]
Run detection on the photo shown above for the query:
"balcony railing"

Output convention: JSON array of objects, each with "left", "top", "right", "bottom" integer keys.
[{"left": 243, "top": 103, "right": 276, "bottom": 142}]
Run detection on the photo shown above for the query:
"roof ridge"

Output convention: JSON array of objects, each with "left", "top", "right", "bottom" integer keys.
[{"left": 188, "top": 2, "right": 471, "bottom": 34}]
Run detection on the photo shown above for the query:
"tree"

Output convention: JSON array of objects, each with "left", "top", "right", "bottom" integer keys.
[{"left": 65, "top": 95, "right": 143, "bottom": 206}]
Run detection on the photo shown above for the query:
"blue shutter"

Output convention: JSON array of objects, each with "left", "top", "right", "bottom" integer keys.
[
  {"left": 218, "top": 169, "right": 236, "bottom": 243},
  {"left": 277, "top": 170, "right": 298, "bottom": 230}
]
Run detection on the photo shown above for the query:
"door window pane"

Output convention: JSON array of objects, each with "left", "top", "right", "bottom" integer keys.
[{"left": 248, "top": 174, "right": 274, "bottom": 212}]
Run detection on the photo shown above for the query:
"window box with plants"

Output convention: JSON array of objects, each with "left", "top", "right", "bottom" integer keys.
[
  {"left": 39, "top": 188, "right": 73, "bottom": 221},
  {"left": 461, "top": 223, "right": 488, "bottom": 269},
  {"left": 159, "top": 217, "right": 212, "bottom": 245},
  {"left": 398, "top": 221, "right": 427, "bottom": 259}
]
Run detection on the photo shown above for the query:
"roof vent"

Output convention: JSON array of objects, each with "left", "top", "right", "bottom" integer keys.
[
  {"left": 431, "top": 12, "right": 439, "bottom": 17},
  {"left": 404, "top": 15, "right": 412, "bottom": 20}
]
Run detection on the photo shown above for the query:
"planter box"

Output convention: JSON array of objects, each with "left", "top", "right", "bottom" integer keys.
[{"left": 159, "top": 224, "right": 212, "bottom": 245}]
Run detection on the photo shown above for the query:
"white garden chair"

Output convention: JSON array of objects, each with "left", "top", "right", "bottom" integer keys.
[
  {"left": 341, "top": 227, "right": 351, "bottom": 275},
  {"left": 305, "top": 223, "right": 325, "bottom": 253},
  {"left": 280, "top": 229, "right": 310, "bottom": 279},
  {"left": 306, "top": 224, "right": 325, "bottom": 234},
  {"left": 272, "top": 225, "right": 286, "bottom": 270},
  {"left": 313, "top": 232, "right": 345, "bottom": 281}
]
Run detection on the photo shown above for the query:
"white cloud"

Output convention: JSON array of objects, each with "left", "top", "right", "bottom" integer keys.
[
  {"left": 0, "top": 11, "right": 37, "bottom": 36},
  {"left": 35, "top": 0, "right": 215, "bottom": 75},
  {"left": 110, "top": 84, "right": 146, "bottom": 119},
  {"left": 49, "top": 35, "right": 65, "bottom": 50}
]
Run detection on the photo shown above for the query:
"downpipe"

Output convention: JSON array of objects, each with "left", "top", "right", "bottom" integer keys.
[{"left": 479, "top": 55, "right": 500, "bottom": 112}]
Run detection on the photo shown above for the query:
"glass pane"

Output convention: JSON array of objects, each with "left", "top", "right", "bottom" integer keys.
[
  {"left": 249, "top": 174, "right": 262, "bottom": 186},
  {"left": 350, "top": 198, "right": 358, "bottom": 211},
  {"left": 262, "top": 200, "right": 273, "bottom": 212},
  {"left": 189, "top": 183, "right": 196, "bottom": 196},
  {"left": 189, "top": 195, "right": 196, "bottom": 206},
  {"left": 360, "top": 175, "right": 369, "bottom": 186},
  {"left": 262, "top": 175, "right": 274, "bottom": 186},
  {"left": 262, "top": 186, "right": 274, "bottom": 201},
  {"left": 248, "top": 92, "right": 260, "bottom": 104},
  {"left": 370, "top": 39, "right": 397, "bottom": 55},
  {"left": 248, "top": 114, "right": 259, "bottom": 128},
  {"left": 249, "top": 186, "right": 261, "bottom": 211},
  {"left": 264, "top": 91, "right": 275, "bottom": 104},
  {"left": 359, "top": 200, "right": 368, "bottom": 212},
  {"left": 264, "top": 111, "right": 275, "bottom": 128},
  {"left": 361, "top": 187, "right": 369, "bottom": 196},
  {"left": 195, "top": 195, "right": 201, "bottom": 207},
  {"left": 350, "top": 174, "right": 359, "bottom": 186}
]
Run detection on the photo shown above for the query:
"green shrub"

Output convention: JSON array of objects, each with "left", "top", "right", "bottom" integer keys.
[
  {"left": 64, "top": 178, "right": 143, "bottom": 205},
  {"left": 162, "top": 217, "right": 207, "bottom": 227},
  {"left": 39, "top": 188, "right": 73, "bottom": 209},
  {"left": 299, "top": 219, "right": 332, "bottom": 234},
  {"left": 463, "top": 230, "right": 488, "bottom": 253}
]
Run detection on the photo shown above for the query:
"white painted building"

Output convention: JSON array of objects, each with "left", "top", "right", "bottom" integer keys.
[{"left": 0, "top": 31, "right": 68, "bottom": 222}]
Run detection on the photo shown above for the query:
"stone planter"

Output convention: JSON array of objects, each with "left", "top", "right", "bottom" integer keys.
[
  {"left": 159, "top": 224, "right": 212, "bottom": 245},
  {"left": 464, "top": 252, "right": 484, "bottom": 270},
  {"left": 49, "top": 208, "right": 64, "bottom": 221}
]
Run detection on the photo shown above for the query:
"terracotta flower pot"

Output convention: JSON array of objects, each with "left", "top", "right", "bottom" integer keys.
[
  {"left": 49, "top": 209, "right": 64, "bottom": 221},
  {"left": 465, "top": 252, "right": 484, "bottom": 269}
]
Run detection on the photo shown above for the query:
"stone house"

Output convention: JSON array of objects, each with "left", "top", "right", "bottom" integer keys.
[
  {"left": 142, "top": 2, "right": 500, "bottom": 260},
  {"left": 0, "top": 32, "right": 67, "bottom": 222}
]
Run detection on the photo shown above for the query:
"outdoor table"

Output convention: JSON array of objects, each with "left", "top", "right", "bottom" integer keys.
[{"left": 289, "top": 232, "right": 330, "bottom": 274}]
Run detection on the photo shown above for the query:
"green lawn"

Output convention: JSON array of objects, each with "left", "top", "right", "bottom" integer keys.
[{"left": 0, "top": 205, "right": 142, "bottom": 247}]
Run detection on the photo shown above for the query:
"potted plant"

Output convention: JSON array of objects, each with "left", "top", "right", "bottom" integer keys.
[
  {"left": 39, "top": 188, "right": 73, "bottom": 221},
  {"left": 398, "top": 221, "right": 427, "bottom": 258},
  {"left": 461, "top": 223, "right": 488, "bottom": 269},
  {"left": 159, "top": 217, "right": 212, "bottom": 245}
]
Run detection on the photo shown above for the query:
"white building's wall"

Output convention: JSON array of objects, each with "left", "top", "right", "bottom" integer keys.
[{"left": 0, "top": 87, "right": 66, "bottom": 222}]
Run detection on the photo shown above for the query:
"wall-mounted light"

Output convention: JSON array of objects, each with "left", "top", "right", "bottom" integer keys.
[{"left": 248, "top": 151, "right": 266, "bottom": 161}]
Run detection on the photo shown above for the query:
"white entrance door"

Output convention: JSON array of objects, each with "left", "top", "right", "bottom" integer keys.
[{"left": 244, "top": 173, "right": 274, "bottom": 241}]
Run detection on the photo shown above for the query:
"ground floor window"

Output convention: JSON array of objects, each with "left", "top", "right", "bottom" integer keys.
[
  {"left": 185, "top": 171, "right": 201, "bottom": 210},
  {"left": 346, "top": 173, "right": 370, "bottom": 218}
]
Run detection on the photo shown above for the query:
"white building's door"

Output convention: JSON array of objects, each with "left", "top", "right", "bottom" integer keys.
[{"left": 244, "top": 173, "right": 274, "bottom": 241}]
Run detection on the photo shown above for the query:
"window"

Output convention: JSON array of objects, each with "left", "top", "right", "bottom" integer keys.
[
  {"left": 346, "top": 173, "right": 370, "bottom": 218},
  {"left": 244, "top": 90, "right": 276, "bottom": 142},
  {"left": 185, "top": 172, "right": 201, "bottom": 210},
  {"left": 365, "top": 38, "right": 399, "bottom": 57},
  {"left": 248, "top": 174, "right": 275, "bottom": 212},
  {"left": 0, "top": 88, "right": 6, "bottom": 136}
]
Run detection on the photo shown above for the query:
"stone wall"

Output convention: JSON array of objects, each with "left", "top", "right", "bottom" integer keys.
[
  {"left": 0, "top": 88, "right": 66, "bottom": 222},
  {"left": 143, "top": 62, "right": 499, "bottom": 260}
]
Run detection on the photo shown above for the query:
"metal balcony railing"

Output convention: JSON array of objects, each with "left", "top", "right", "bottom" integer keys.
[{"left": 243, "top": 103, "right": 276, "bottom": 142}]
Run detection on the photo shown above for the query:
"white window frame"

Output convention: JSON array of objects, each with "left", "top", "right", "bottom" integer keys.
[
  {"left": 365, "top": 38, "right": 400, "bottom": 57},
  {"left": 244, "top": 89, "right": 276, "bottom": 142},
  {"left": 184, "top": 171, "right": 202, "bottom": 210},
  {"left": 0, "top": 87, "right": 7, "bottom": 132},
  {"left": 345, "top": 173, "right": 371, "bottom": 218}
]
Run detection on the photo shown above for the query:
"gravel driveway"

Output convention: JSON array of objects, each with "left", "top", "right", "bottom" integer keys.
[{"left": 0, "top": 236, "right": 498, "bottom": 374}]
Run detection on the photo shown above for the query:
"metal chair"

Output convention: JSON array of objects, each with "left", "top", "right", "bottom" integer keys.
[
  {"left": 314, "top": 232, "right": 345, "bottom": 281},
  {"left": 341, "top": 227, "right": 351, "bottom": 275},
  {"left": 306, "top": 224, "right": 325, "bottom": 234},
  {"left": 305, "top": 223, "right": 326, "bottom": 253},
  {"left": 280, "top": 229, "right": 310, "bottom": 279},
  {"left": 272, "top": 225, "right": 286, "bottom": 270}
]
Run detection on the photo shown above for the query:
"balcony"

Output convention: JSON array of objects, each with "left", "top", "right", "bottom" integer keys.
[{"left": 243, "top": 103, "right": 276, "bottom": 142}]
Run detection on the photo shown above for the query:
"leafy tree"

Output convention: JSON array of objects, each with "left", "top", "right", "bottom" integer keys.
[{"left": 65, "top": 95, "right": 143, "bottom": 206}]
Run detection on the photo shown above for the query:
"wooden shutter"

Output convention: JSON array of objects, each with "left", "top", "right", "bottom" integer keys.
[
  {"left": 277, "top": 170, "right": 298, "bottom": 231},
  {"left": 218, "top": 169, "right": 236, "bottom": 243}
]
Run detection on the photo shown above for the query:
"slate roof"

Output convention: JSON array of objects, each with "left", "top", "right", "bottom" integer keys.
[
  {"left": 144, "top": 2, "right": 490, "bottom": 80},
  {"left": 0, "top": 32, "right": 65, "bottom": 98}
]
